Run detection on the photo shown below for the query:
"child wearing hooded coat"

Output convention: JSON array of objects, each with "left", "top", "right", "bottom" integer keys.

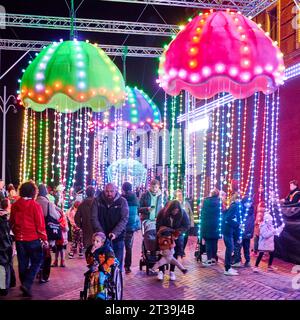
[{"left": 253, "top": 212, "right": 284, "bottom": 272}]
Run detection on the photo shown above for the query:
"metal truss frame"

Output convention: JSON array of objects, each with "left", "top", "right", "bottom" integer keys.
[
  {"left": 0, "top": 13, "right": 178, "bottom": 37},
  {"left": 0, "top": 39, "right": 163, "bottom": 58},
  {"left": 103, "top": 0, "right": 278, "bottom": 17}
]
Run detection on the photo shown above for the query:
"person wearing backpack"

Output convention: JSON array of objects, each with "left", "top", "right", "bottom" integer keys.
[{"left": 36, "top": 184, "right": 61, "bottom": 282}]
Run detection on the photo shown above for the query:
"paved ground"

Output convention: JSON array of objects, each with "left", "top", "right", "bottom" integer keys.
[{"left": 1, "top": 232, "right": 300, "bottom": 300}]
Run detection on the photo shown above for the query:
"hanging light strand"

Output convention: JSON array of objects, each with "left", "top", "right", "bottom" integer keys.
[
  {"left": 19, "top": 107, "right": 28, "bottom": 183},
  {"left": 240, "top": 92, "right": 259, "bottom": 239},
  {"left": 273, "top": 90, "right": 284, "bottom": 228},
  {"left": 44, "top": 109, "right": 49, "bottom": 184},
  {"left": 51, "top": 111, "right": 58, "bottom": 183},
  {"left": 37, "top": 112, "right": 44, "bottom": 183},
  {"left": 177, "top": 92, "right": 183, "bottom": 190},
  {"left": 240, "top": 101, "right": 247, "bottom": 193}
]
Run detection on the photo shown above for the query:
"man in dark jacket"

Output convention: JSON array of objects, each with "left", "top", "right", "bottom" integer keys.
[
  {"left": 139, "top": 179, "right": 162, "bottom": 221},
  {"left": 232, "top": 196, "right": 255, "bottom": 267},
  {"left": 222, "top": 193, "right": 241, "bottom": 276},
  {"left": 200, "top": 189, "right": 221, "bottom": 266},
  {"left": 121, "top": 182, "right": 140, "bottom": 274},
  {"left": 91, "top": 183, "right": 129, "bottom": 271},
  {"left": 75, "top": 186, "right": 95, "bottom": 250}
]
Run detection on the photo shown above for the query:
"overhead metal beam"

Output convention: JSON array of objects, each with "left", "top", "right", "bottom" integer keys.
[
  {"left": 0, "top": 39, "right": 163, "bottom": 58},
  {"left": 102, "top": 0, "right": 279, "bottom": 17},
  {"left": 0, "top": 13, "right": 178, "bottom": 37}
]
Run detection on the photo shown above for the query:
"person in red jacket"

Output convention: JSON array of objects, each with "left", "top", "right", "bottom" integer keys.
[{"left": 9, "top": 181, "right": 48, "bottom": 297}]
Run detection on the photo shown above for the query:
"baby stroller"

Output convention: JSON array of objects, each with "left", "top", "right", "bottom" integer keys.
[
  {"left": 139, "top": 219, "right": 161, "bottom": 275},
  {"left": 80, "top": 241, "right": 123, "bottom": 300}
]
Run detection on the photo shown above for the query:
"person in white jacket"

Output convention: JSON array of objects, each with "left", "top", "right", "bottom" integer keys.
[{"left": 253, "top": 212, "right": 284, "bottom": 272}]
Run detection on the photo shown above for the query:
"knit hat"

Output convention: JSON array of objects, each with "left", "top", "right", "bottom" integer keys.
[
  {"left": 263, "top": 213, "right": 273, "bottom": 222},
  {"left": 38, "top": 184, "right": 48, "bottom": 197},
  {"left": 93, "top": 232, "right": 106, "bottom": 241},
  {"left": 122, "top": 182, "right": 132, "bottom": 192}
]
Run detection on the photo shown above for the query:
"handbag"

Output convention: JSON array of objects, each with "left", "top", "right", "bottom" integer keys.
[{"left": 45, "top": 203, "right": 62, "bottom": 240}]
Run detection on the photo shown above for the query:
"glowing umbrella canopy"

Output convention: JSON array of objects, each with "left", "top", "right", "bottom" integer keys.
[
  {"left": 107, "top": 158, "right": 147, "bottom": 189},
  {"left": 158, "top": 10, "right": 285, "bottom": 99},
  {"left": 20, "top": 40, "right": 126, "bottom": 112},
  {"left": 107, "top": 86, "right": 162, "bottom": 127}
]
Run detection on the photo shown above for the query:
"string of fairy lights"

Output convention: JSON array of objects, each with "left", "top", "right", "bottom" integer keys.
[{"left": 18, "top": 84, "right": 283, "bottom": 228}]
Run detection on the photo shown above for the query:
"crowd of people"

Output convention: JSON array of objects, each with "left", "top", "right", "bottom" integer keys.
[{"left": 0, "top": 177, "right": 296, "bottom": 299}]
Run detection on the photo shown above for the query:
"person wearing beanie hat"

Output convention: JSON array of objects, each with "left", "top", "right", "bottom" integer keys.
[
  {"left": 253, "top": 211, "right": 285, "bottom": 273},
  {"left": 36, "top": 184, "right": 60, "bottom": 221}
]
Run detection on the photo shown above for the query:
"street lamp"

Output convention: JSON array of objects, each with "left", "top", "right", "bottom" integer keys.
[{"left": 0, "top": 86, "right": 17, "bottom": 183}]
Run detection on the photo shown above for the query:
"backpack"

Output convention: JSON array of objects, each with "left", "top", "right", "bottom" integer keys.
[{"left": 45, "top": 203, "right": 62, "bottom": 240}]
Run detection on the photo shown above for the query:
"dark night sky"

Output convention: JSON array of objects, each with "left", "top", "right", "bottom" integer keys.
[{"left": 0, "top": 0, "right": 197, "bottom": 183}]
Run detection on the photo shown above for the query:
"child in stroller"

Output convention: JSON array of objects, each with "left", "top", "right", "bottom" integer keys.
[
  {"left": 149, "top": 226, "right": 188, "bottom": 274},
  {"left": 83, "top": 232, "right": 115, "bottom": 300},
  {"left": 139, "top": 219, "right": 161, "bottom": 275}
]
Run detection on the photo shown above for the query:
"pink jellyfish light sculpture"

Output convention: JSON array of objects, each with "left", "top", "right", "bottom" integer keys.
[{"left": 158, "top": 10, "right": 285, "bottom": 99}]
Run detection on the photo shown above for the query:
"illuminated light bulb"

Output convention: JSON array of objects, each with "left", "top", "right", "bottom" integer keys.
[
  {"left": 178, "top": 69, "right": 187, "bottom": 79},
  {"left": 265, "top": 64, "right": 274, "bottom": 72},
  {"left": 77, "top": 61, "right": 84, "bottom": 67},
  {"left": 192, "top": 36, "right": 200, "bottom": 43},
  {"left": 169, "top": 68, "right": 178, "bottom": 78},
  {"left": 202, "top": 66, "right": 211, "bottom": 77},
  {"left": 113, "top": 76, "right": 120, "bottom": 81},
  {"left": 241, "top": 34, "right": 246, "bottom": 40},
  {"left": 216, "top": 63, "right": 225, "bottom": 73},
  {"left": 265, "top": 32, "right": 270, "bottom": 36},
  {"left": 242, "top": 59, "right": 250, "bottom": 67},
  {"left": 200, "top": 19, "right": 205, "bottom": 24},
  {"left": 36, "top": 72, "right": 44, "bottom": 80},
  {"left": 39, "top": 63, "right": 46, "bottom": 69},
  {"left": 196, "top": 27, "right": 201, "bottom": 33},
  {"left": 28, "top": 92, "right": 33, "bottom": 97},
  {"left": 78, "top": 81, "right": 86, "bottom": 89},
  {"left": 35, "top": 84, "right": 44, "bottom": 91},
  {"left": 277, "top": 52, "right": 284, "bottom": 58},
  {"left": 190, "top": 73, "right": 200, "bottom": 82},
  {"left": 243, "top": 46, "right": 249, "bottom": 52},
  {"left": 78, "top": 71, "right": 86, "bottom": 78},
  {"left": 68, "top": 88, "right": 73, "bottom": 94},
  {"left": 55, "top": 82, "right": 61, "bottom": 88},
  {"left": 189, "top": 60, "right": 198, "bottom": 68},
  {"left": 189, "top": 47, "right": 198, "bottom": 55},
  {"left": 80, "top": 94, "right": 85, "bottom": 100},
  {"left": 254, "top": 66, "right": 263, "bottom": 74},
  {"left": 38, "top": 96, "right": 43, "bottom": 102},
  {"left": 234, "top": 18, "right": 239, "bottom": 22},
  {"left": 241, "top": 72, "right": 251, "bottom": 82},
  {"left": 229, "top": 67, "right": 238, "bottom": 76},
  {"left": 179, "top": 25, "right": 185, "bottom": 31}
]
